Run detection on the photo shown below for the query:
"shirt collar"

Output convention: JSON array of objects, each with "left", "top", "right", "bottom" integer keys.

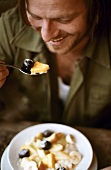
[
  {"left": 10, "top": 25, "right": 44, "bottom": 53},
  {"left": 84, "top": 30, "right": 110, "bottom": 68}
]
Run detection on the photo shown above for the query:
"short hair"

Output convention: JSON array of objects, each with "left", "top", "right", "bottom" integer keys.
[{"left": 18, "top": 0, "right": 109, "bottom": 36}]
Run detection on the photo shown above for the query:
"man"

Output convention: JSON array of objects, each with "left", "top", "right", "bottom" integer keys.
[{"left": 0, "top": 0, "right": 111, "bottom": 128}]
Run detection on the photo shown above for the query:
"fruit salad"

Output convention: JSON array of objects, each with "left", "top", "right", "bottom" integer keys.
[{"left": 18, "top": 130, "right": 82, "bottom": 170}]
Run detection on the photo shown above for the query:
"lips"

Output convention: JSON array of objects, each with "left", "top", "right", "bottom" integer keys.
[
  {"left": 48, "top": 36, "right": 67, "bottom": 46},
  {"left": 51, "top": 37, "right": 64, "bottom": 42}
]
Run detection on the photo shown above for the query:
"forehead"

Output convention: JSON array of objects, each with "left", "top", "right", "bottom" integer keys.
[{"left": 26, "top": 0, "right": 86, "bottom": 17}]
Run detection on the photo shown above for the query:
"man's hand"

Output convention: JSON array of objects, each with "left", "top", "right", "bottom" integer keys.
[{"left": 0, "top": 65, "right": 9, "bottom": 88}]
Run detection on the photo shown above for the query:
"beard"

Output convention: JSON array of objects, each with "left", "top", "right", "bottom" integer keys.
[{"left": 45, "top": 32, "right": 88, "bottom": 55}]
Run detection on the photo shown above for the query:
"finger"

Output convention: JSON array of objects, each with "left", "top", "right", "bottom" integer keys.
[
  {"left": 0, "top": 65, "right": 7, "bottom": 71},
  {"left": 0, "top": 69, "right": 9, "bottom": 80}
]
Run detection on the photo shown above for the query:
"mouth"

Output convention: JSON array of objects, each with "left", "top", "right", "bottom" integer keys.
[{"left": 51, "top": 37, "right": 65, "bottom": 42}]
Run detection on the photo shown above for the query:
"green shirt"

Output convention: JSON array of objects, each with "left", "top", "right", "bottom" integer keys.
[{"left": 0, "top": 6, "right": 111, "bottom": 128}]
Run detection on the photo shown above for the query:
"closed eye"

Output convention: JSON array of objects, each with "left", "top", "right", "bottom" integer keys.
[
  {"left": 54, "top": 14, "right": 78, "bottom": 24},
  {"left": 55, "top": 18, "right": 72, "bottom": 24}
]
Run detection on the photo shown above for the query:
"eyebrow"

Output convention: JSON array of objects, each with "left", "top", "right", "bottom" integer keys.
[{"left": 26, "top": 8, "right": 41, "bottom": 19}]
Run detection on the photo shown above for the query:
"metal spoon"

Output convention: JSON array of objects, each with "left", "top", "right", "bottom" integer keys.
[{"left": 0, "top": 59, "right": 38, "bottom": 75}]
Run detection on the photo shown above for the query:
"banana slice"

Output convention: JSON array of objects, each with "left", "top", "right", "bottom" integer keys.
[
  {"left": 37, "top": 148, "right": 46, "bottom": 158},
  {"left": 66, "top": 134, "right": 76, "bottom": 144},
  {"left": 54, "top": 151, "right": 70, "bottom": 161},
  {"left": 49, "top": 143, "right": 63, "bottom": 152},
  {"left": 69, "top": 151, "right": 82, "bottom": 165}
]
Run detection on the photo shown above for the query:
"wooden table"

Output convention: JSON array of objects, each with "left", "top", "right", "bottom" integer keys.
[{"left": 0, "top": 121, "right": 111, "bottom": 169}]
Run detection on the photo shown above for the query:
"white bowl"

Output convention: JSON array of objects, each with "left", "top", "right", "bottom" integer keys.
[{"left": 7, "top": 123, "right": 93, "bottom": 170}]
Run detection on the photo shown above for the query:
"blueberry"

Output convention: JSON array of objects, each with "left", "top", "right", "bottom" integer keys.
[
  {"left": 23, "top": 59, "right": 34, "bottom": 69},
  {"left": 21, "top": 67, "right": 31, "bottom": 74},
  {"left": 40, "top": 140, "right": 51, "bottom": 150},
  {"left": 57, "top": 167, "right": 66, "bottom": 170},
  {"left": 18, "top": 149, "right": 30, "bottom": 158},
  {"left": 21, "top": 59, "right": 34, "bottom": 74},
  {"left": 43, "top": 130, "right": 53, "bottom": 137}
]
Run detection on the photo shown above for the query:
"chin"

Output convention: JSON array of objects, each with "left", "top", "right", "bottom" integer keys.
[{"left": 47, "top": 44, "right": 70, "bottom": 54}]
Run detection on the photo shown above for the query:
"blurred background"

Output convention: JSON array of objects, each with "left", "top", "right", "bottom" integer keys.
[{"left": 0, "top": 0, "right": 17, "bottom": 15}]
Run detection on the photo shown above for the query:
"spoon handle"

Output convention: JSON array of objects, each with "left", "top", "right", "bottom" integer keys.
[{"left": 0, "top": 63, "right": 19, "bottom": 70}]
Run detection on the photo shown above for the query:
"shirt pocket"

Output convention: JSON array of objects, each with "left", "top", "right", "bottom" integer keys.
[{"left": 86, "top": 84, "right": 111, "bottom": 116}]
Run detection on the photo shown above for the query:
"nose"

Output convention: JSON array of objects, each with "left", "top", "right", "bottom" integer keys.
[{"left": 41, "top": 19, "right": 59, "bottom": 42}]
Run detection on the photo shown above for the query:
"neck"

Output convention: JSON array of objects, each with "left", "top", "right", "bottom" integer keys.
[{"left": 55, "top": 35, "right": 90, "bottom": 85}]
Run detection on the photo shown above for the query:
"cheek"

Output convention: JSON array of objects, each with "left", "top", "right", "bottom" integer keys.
[
  {"left": 67, "top": 17, "right": 88, "bottom": 34},
  {"left": 77, "top": 15, "right": 88, "bottom": 32}
]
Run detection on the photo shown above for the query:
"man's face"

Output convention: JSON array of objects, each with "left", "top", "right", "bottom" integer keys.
[{"left": 26, "top": 0, "right": 88, "bottom": 54}]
